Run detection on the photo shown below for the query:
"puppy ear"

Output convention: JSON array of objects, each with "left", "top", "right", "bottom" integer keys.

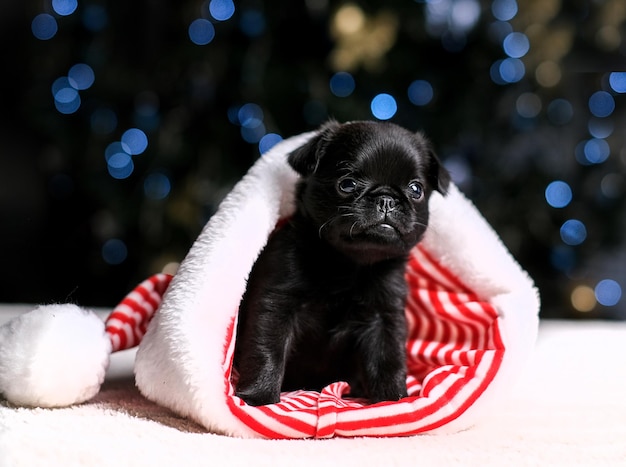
[
  {"left": 430, "top": 152, "right": 451, "bottom": 195},
  {"left": 288, "top": 120, "right": 341, "bottom": 176},
  {"left": 418, "top": 133, "right": 450, "bottom": 195}
]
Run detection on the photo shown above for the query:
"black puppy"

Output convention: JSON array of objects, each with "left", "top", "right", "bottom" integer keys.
[{"left": 234, "top": 120, "right": 450, "bottom": 406}]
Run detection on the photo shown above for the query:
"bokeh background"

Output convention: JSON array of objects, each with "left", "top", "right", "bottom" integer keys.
[{"left": 1, "top": 0, "right": 625, "bottom": 319}]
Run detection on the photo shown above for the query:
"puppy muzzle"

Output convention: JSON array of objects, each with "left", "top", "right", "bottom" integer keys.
[{"left": 376, "top": 195, "right": 397, "bottom": 214}]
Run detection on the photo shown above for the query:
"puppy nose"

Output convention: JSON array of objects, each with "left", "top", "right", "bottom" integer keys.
[{"left": 377, "top": 195, "right": 397, "bottom": 213}]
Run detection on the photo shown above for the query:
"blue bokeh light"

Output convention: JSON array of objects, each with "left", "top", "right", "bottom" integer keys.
[
  {"left": 52, "top": 77, "right": 81, "bottom": 114},
  {"left": 52, "top": 77, "right": 72, "bottom": 96},
  {"left": 425, "top": 0, "right": 480, "bottom": 37},
  {"left": 209, "top": 0, "right": 235, "bottom": 21},
  {"left": 560, "top": 219, "right": 587, "bottom": 246},
  {"left": 370, "top": 93, "right": 397, "bottom": 120},
  {"left": 546, "top": 98, "right": 573, "bottom": 125},
  {"left": 499, "top": 58, "right": 525, "bottom": 82},
  {"left": 32, "top": 14, "right": 58, "bottom": 40},
  {"left": 588, "top": 118, "right": 613, "bottom": 139},
  {"left": 408, "top": 80, "right": 434, "bottom": 106},
  {"left": 503, "top": 32, "right": 529, "bottom": 58},
  {"left": 609, "top": 72, "right": 626, "bottom": 93},
  {"left": 491, "top": 0, "right": 518, "bottom": 21},
  {"left": 54, "top": 93, "right": 81, "bottom": 114},
  {"left": 52, "top": 0, "right": 78, "bottom": 16},
  {"left": 329, "top": 72, "right": 355, "bottom": 97},
  {"left": 144, "top": 173, "right": 171, "bottom": 200},
  {"left": 259, "top": 133, "right": 283, "bottom": 154},
  {"left": 545, "top": 181, "right": 572, "bottom": 208},
  {"left": 241, "top": 123, "right": 266, "bottom": 143},
  {"left": 583, "top": 138, "right": 610, "bottom": 164},
  {"left": 105, "top": 142, "right": 127, "bottom": 161},
  {"left": 91, "top": 108, "right": 117, "bottom": 135},
  {"left": 107, "top": 153, "right": 134, "bottom": 179},
  {"left": 240, "top": 9, "right": 266, "bottom": 37},
  {"left": 595, "top": 279, "right": 622, "bottom": 306},
  {"left": 516, "top": 92, "right": 542, "bottom": 118},
  {"left": 588, "top": 91, "right": 615, "bottom": 118},
  {"left": 82, "top": 4, "right": 108, "bottom": 31},
  {"left": 55, "top": 87, "right": 78, "bottom": 104},
  {"left": 51, "top": 72, "right": 93, "bottom": 115},
  {"left": 68, "top": 63, "right": 95, "bottom": 90},
  {"left": 102, "top": 239, "right": 128, "bottom": 265},
  {"left": 490, "top": 58, "right": 525, "bottom": 84},
  {"left": 121, "top": 128, "right": 148, "bottom": 155},
  {"left": 188, "top": 18, "right": 216, "bottom": 45},
  {"left": 238, "top": 103, "right": 264, "bottom": 128}
]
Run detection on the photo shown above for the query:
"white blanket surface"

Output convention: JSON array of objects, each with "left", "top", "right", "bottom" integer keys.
[{"left": 1, "top": 306, "right": 625, "bottom": 466}]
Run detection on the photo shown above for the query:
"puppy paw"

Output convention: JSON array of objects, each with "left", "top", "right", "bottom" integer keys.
[
  {"left": 235, "top": 387, "right": 281, "bottom": 406},
  {"left": 368, "top": 384, "right": 408, "bottom": 404}
]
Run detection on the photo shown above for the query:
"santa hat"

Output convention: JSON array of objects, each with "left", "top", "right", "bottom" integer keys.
[{"left": 0, "top": 129, "right": 539, "bottom": 438}]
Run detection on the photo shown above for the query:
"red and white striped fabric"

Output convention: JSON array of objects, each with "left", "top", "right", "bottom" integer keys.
[
  {"left": 105, "top": 273, "right": 172, "bottom": 352},
  {"left": 221, "top": 244, "right": 504, "bottom": 439}
]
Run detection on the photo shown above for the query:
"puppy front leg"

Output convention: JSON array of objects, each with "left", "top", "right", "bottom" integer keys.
[
  {"left": 235, "top": 317, "right": 292, "bottom": 406},
  {"left": 357, "top": 314, "right": 408, "bottom": 403}
]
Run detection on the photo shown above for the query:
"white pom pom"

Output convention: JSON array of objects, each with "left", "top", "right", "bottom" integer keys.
[{"left": 0, "top": 304, "right": 112, "bottom": 407}]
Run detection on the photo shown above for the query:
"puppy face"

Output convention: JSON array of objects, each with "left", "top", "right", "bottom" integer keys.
[{"left": 288, "top": 120, "right": 450, "bottom": 264}]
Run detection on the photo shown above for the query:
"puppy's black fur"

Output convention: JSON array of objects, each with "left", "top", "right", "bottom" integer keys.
[{"left": 234, "top": 120, "right": 450, "bottom": 406}]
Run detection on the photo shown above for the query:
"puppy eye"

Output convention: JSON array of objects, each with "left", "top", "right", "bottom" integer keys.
[
  {"left": 338, "top": 177, "right": 358, "bottom": 194},
  {"left": 408, "top": 181, "right": 424, "bottom": 199}
]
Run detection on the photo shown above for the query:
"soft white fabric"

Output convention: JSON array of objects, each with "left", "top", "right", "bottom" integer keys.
[
  {"left": 134, "top": 131, "right": 540, "bottom": 437},
  {"left": 0, "top": 304, "right": 111, "bottom": 407},
  {"left": 2, "top": 317, "right": 625, "bottom": 467}
]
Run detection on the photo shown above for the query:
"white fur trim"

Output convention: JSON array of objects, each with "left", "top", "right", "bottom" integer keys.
[
  {"left": 0, "top": 304, "right": 111, "bottom": 407},
  {"left": 134, "top": 131, "right": 539, "bottom": 437}
]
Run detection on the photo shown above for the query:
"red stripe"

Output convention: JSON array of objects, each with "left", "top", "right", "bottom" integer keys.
[
  {"left": 150, "top": 273, "right": 173, "bottom": 295},
  {"left": 105, "top": 325, "right": 127, "bottom": 350},
  {"left": 106, "top": 305, "right": 145, "bottom": 350},
  {"left": 416, "top": 244, "right": 473, "bottom": 294},
  {"left": 448, "top": 294, "right": 490, "bottom": 339},
  {"left": 105, "top": 273, "right": 173, "bottom": 352},
  {"left": 132, "top": 285, "right": 160, "bottom": 313},
  {"left": 105, "top": 310, "right": 138, "bottom": 331},
  {"left": 105, "top": 315, "right": 140, "bottom": 350},
  {"left": 226, "top": 398, "right": 292, "bottom": 439},
  {"left": 443, "top": 320, "right": 466, "bottom": 365}
]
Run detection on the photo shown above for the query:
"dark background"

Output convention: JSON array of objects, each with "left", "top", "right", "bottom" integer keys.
[{"left": 1, "top": 0, "right": 625, "bottom": 319}]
